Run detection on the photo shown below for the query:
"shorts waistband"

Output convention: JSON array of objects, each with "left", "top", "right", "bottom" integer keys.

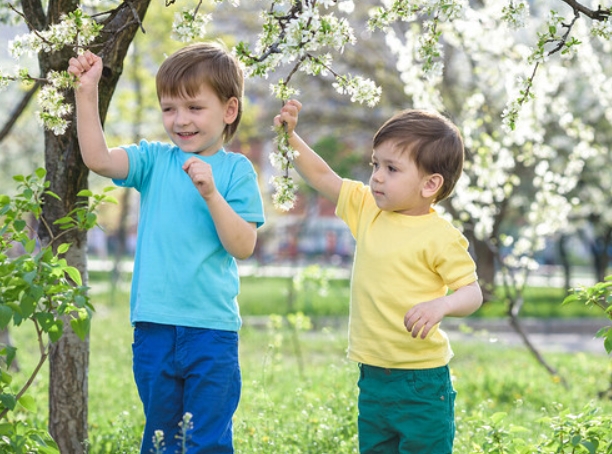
[{"left": 359, "top": 363, "right": 448, "bottom": 379}]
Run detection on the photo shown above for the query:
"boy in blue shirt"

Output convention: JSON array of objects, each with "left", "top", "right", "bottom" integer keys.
[{"left": 69, "top": 42, "right": 265, "bottom": 453}]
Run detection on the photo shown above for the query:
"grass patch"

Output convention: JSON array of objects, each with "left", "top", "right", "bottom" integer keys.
[
  {"left": 88, "top": 271, "right": 604, "bottom": 319},
  {"left": 7, "top": 289, "right": 612, "bottom": 453},
  {"left": 477, "top": 286, "right": 586, "bottom": 318}
]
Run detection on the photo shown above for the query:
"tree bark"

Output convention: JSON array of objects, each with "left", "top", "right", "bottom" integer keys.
[
  {"left": 34, "top": 0, "right": 152, "bottom": 451},
  {"left": 39, "top": 117, "right": 91, "bottom": 454},
  {"left": 558, "top": 234, "right": 571, "bottom": 294}
]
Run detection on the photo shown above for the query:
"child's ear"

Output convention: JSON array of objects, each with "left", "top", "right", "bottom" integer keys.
[
  {"left": 224, "top": 97, "right": 239, "bottom": 124},
  {"left": 422, "top": 174, "right": 443, "bottom": 199}
]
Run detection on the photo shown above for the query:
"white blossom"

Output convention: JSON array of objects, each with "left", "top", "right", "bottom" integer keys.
[{"left": 172, "top": 9, "right": 212, "bottom": 42}]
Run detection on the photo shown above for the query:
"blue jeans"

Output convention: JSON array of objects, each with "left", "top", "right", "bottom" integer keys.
[{"left": 132, "top": 322, "right": 241, "bottom": 454}]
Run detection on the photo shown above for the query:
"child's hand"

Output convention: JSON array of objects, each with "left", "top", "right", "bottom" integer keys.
[
  {"left": 404, "top": 297, "right": 448, "bottom": 339},
  {"left": 67, "top": 51, "right": 103, "bottom": 89},
  {"left": 183, "top": 157, "right": 217, "bottom": 200},
  {"left": 273, "top": 99, "right": 302, "bottom": 136}
]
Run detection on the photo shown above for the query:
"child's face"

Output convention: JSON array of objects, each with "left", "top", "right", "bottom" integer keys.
[
  {"left": 369, "top": 141, "right": 434, "bottom": 216},
  {"left": 159, "top": 84, "right": 237, "bottom": 156}
]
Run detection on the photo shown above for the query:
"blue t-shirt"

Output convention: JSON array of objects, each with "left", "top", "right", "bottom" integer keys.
[{"left": 113, "top": 140, "right": 265, "bottom": 331}]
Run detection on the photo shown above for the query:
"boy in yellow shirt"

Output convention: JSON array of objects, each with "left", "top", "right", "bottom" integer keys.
[{"left": 274, "top": 100, "right": 483, "bottom": 454}]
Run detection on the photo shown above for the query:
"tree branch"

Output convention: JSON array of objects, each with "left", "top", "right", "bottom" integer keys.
[
  {"left": 16, "top": 0, "right": 46, "bottom": 32},
  {"left": 0, "top": 82, "right": 41, "bottom": 145},
  {"left": 559, "top": 0, "right": 611, "bottom": 21}
]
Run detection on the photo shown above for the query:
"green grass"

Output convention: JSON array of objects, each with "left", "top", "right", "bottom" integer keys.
[
  {"left": 7, "top": 282, "right": 612, "bottom": 453},
  {"left": 88, "top": 272, "right": 605, "bottom": 319},
  {"left": 238, "top": 275, "right": 608, "bottom": 319},
  {"left": 7, "top": 270, "right": 609, "bottom": 452}
]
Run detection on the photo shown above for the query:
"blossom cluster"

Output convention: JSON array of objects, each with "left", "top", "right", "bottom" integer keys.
[
  {"left": 4, "top": 8, "right": 101, "bottom": 134},
  {"left": 591, "top": 17, "right": 612, "bottom": 39},
  {"left": 172, "top": 8, "right": 212, "bottom": 42},
  {"left": 37, "top": 71, "right": 76, "bottom": 135},
  {"left": 9, "top": 9, "right": 101, "bottom": 58},
  {"left": 232, "top": 0, "right": 380, "bottom": 211},
  {"left": 501, "top": 0, "right": 530, "bottom": 30}
]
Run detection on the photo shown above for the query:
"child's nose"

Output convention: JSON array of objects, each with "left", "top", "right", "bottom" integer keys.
[
  {"left": 371, "top": 168, "right": 383, "bottom": 182},
  {"left": 175, "top": 109, "right": 190, "bottom": 125}
]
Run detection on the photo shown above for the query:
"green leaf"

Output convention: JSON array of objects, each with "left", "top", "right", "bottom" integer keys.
[
  {"left": 18, "top": 394, "right": 37, "bottom": 412},
  {"left": 48, "top": 321, "right": 64, "bottom": 343},
  {"left": 70, "top": 308, "right": 91, "bottom": 340},
  {"left": 0, "top": 305, "right": 12, "bottom": 329},
  {"left": 25, "top": 238, "right": 37, "bottom": 254},
  {"left": 77, "top": 189, "right": 93, "bottom": 197},
  {"left": 57, "top": 243, "right": 70, "bottom": 255},
  {"left": 34, "top": 312, "right": 55, "bottom": 332},
  {"left": 604, "top": 335, "right": 612, "bottom": 355},
  {"left": 571, "top": 435, "right": 583, "bottom": 446},
  {"left": 490, "top": 412, "right": 507, "bottom": 424},
  {"left": 54, "top": 216, "right": 74, "bottom": 225},
  {"left": 13, "top": 219, "right": 26, "bottom": 232},
  {"left": 44, "top": 190, "right": 61, "bottom": 200},
  {"left": 19, "top": 296, "right": 37, "bottom": 319},
  {"left": 64, "top": 266, "right": 82, "bottom": 286},
  {"left": 0, "top": 346, "right": 16, "bottom": 371},
  {"left": 0, "top": 393, "right": 16, "bottom": 411},
  {"left": 561, "top": 294, "right": 579, "bottom": 306},
  {"left": 0, "top": 422, "right": 14, "bottom": 436},
  {"left": 102, "top": 195, "right": 118, "bottom": 204},
  {"left": 580, "top": 440, "right": 598, "bottom": 454},
  {"left": 0, "top": 369, "right": 12, "bottom": 385},
  {"left": 35, "top": 444, "right": 61, "bottom": 454},
  {"left": 35, "top": 167, "right": 46, "bottom": 179}
]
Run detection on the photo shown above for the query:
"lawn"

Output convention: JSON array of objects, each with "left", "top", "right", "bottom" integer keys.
[
  {"left": 7, "top": 273, "right": 612, "bottom": 453},
  {"left": 90, "top": 270, "right": 604, "bottom": 319}
]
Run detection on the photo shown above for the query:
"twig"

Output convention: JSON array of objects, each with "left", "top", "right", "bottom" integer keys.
[
  {"left": 0, "top": 81, "right": 41, "bottom": 144},
  {"left": 0, "top": 320, "right": 49, "bottom": 420}
]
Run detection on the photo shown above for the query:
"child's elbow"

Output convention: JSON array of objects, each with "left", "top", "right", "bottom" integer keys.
[
  {"left": 233, "top": 233, "right": 257, "bottom": 260},
  {"left": 234, "top": 247, "right": 255, "bottom": 261}
]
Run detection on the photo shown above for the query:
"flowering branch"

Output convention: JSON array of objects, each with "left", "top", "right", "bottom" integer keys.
[
  {"left": 502, "top": 7, "right": 603, "bottom": 131},
  {"left": 0, "top": 8, "right": 102, "bottom": 134},
  {"left": 231, "top": 0, "right": 381, "bottom": 211}
]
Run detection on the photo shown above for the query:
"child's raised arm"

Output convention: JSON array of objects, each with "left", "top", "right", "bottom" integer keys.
[
  {"left": 68, "top": 51, "right": 128, "bottom": 180},
  {"left": 274, "top": 100, "right": 342, "bottom": 204}
]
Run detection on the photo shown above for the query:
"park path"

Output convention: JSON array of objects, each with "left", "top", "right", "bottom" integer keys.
[
  {"left": 443, "top": 318, "right": 609, "bottom": 355},
  {"left": 243, "top": 315, "right": 609, "bottom": 355}
]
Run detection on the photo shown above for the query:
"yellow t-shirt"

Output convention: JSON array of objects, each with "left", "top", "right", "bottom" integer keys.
[{"left": 336, "top": 179, "right": 478, "bottom": 369}]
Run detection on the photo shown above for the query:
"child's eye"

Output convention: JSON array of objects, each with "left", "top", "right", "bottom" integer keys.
[
  {"left": 190, "top": 106, "right": 203, "bottom": 111},
  {"left": 388, "top": 166, "right": 397, "bottom": 172},
  {"left": 370, "top": 161, "right": 379, "bottom": 169}
]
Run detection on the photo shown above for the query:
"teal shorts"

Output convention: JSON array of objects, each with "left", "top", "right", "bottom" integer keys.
[{"left": 357, "top": 364, "right": 456, "bottom": 454}]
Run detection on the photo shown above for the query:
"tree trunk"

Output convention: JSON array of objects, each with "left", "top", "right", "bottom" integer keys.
[
  {"left": 558, "top": 234, "right": 571, "bottom": 294},
  {"left": 472, "top": 238, "right": 496, "bottom": 301},
  {"left": 39, "top": 124, "right": 90, "bottom": 453},
  {"left": 35, "top": 0, "right": 152, "bottom": 450}
]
